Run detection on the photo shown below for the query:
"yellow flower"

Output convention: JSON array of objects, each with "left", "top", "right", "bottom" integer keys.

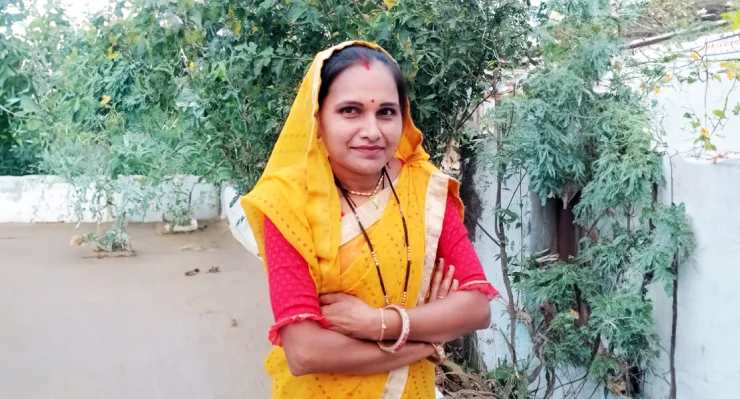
[
  {"left": 383, "top": 0, "right": 398, "bottom": 9},
  {"left": 701, "top": 128, "right": 710, "bottom": 137},
  {"left": 107, "top": 46, "right": 119, "bottom": 60},
  {"left": 252, "top": 26, "right": 259, "bottom": 33},
  {"left": 569, "top": 309, "right": 579, "bottom": 318},
  {"left": 189, "top": 61, "right": 195, "bottom": 68},
  {"left": 654, "top": 88, "right": 660, "bottom": 94},
  {"left": 100, "top": 95, "right": 111, "bottom": 105},
  {"left": 720, "top": 62, "right": 728, "bottom": 67},
  {"left": 665, "top": 73, "right": 672, "bottom": 80},
  {"left": 691, "top": 53, "right": 700, "bottom": 60},
  {"left": 728, "top": 71, "right": 734, "bottom": 80}
]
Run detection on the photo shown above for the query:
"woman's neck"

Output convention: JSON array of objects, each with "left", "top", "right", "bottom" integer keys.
[{"left": 333, "top": 167, "right": 383, "bottom": 194}]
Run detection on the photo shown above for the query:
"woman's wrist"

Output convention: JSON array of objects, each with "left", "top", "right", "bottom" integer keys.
[
  {"left": 377, "top": 305, "right": 411, "bottom": 353},
  {"left": 378, "top": 305, "right": 402, "bottom": 340},
  {"left": 367, "top": 305, "right": 401, "bottom": 341}
]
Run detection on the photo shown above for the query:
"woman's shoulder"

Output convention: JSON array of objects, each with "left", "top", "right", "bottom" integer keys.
[
  {"left": 242, "top": 164, "right": 310, "bottom": 213},
  {"left": 400, "top": 157, "right": 459, "bottom": 185}
]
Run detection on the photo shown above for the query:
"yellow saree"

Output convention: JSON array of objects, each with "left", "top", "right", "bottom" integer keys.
[{"left": 242, "top": 41, "right": 463, "bottom": 399}]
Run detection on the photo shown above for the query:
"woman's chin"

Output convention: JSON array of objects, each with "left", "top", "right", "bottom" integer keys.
[{"left": 347, "top": 159, "right": 392, "bottom": 175}]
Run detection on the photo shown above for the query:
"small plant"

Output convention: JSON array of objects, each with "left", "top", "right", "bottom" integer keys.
[{"left": 70, "top": 212, "right": 135, "bottom": 256}]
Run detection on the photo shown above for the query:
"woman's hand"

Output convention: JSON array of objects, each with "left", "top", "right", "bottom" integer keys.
[
  {"left": 320, "top": 258, "right": 459, "bottom": 341},
  {"left": 427, "top": 258, "right": 458, "bottom": 304},
  {"left": 320, "top": 293, "right": 379, "bottom": 340}
]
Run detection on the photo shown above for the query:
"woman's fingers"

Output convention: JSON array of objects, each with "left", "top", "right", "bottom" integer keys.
[
  {"left": 319, "top": 293, "right": 346, "bottom": 305},
  {"left": 438, "top": 265, "right": 455, "bottom": 299},
  {"left": 451, "top": 278, "right": 459, "bottom": 293},
  {"left": 428, "top": 258, "right": 445, "bottom": 303}
]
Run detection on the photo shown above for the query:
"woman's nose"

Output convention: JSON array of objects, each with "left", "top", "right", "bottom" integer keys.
[{"left": 359, "top": 117, "right": 381, "bottom": 140}]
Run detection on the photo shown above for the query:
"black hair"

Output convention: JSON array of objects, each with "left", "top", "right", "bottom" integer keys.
[{"left": 318, "top": 45, "right": 408, "bottom": 115}]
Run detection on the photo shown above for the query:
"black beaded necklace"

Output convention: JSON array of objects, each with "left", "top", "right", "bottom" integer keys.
[{"left": 335, "top": 167, "right": 411, "bottom": 306}]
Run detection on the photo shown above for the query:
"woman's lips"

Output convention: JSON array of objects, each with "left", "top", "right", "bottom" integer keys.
[{"left": 351, "top": 146, "right": 384, "bottom": 157}]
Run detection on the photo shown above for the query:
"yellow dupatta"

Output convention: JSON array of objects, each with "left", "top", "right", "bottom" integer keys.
[{"left": 241, "top": 41, "right": 463, "bottom": 399}]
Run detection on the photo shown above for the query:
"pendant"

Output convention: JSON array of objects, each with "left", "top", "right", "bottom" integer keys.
[{"left": 370, "top": 195, "right": 379, "bottom": 209}]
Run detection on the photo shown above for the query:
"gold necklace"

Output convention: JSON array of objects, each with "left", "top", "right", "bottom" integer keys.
[{"left": 346, "top": 172, "right": 384, "bottom": 208}]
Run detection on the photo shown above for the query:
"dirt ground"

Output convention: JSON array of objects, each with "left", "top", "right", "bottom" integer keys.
[{"left": 0, "top": 221, "right": 273, "bottom": 399}]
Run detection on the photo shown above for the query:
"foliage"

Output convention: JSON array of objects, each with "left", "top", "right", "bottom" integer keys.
[
  {"left": 6, "top": 0, "right": 530, "bottom": 193},
  {"left": 0, "top": 0, "right": 532, "bottom": 249},
  {"left": 485, "top": 0, "right": 696, "bottom": 395},
  {"left": 0, "top": 0, "right": 39, "bottom": 175},
  {"left": 629, "top": 8, "right": 740, "bottom": 160}
]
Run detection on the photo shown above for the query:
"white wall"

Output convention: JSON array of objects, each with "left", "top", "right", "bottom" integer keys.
[
  {"left": 644, "top": 156, "right": 740, "bottom": 399},
  {"left": 0, "top": 174, "right": 260, "bottom": 258},
  {"left": 0, "top": 175, "right": 221, "bottom": 223}
]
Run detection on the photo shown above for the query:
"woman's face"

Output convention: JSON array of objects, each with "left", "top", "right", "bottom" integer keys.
[{"left": 318, "top": 60, "right": 403, "bottom": 178}]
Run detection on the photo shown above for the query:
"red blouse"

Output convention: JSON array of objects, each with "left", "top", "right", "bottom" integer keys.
[{"left": 263, "top": 195, "right": 498, "bottom": 346}]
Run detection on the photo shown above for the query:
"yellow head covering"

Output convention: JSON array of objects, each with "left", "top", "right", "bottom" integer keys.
[{"left": 241, "top": 40, "right": 452, "bottom": 293}]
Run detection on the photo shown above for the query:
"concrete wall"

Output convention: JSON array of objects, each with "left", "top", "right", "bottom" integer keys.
[
  {"left": 0, "top": 175, "right": 221, "bottom": 223},
  {"left": 0, "top": 175, "right": 259, "bottom": 257},
  {"left": 644, "top": 156, "right": 740, "bottom": 399}
]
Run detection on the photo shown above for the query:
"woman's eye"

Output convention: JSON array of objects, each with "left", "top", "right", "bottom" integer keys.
[
  {"left": 339, "top": 107, "right": 359, "bottom": 115},
  {"left": 378, "top": 108, "right": 397, "bottom": 117}
]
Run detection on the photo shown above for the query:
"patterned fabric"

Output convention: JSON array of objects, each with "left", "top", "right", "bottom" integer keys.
[
  {"left": 263, "top": 217, "right": 329, "bottom": 347},
  {"left": 241, "top": 40, "right": 475, "bottom": 399}
]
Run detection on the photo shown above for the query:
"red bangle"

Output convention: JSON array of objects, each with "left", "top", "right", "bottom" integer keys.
[{"left": 377, "top": 304, "right": 410, "bottom": 353}]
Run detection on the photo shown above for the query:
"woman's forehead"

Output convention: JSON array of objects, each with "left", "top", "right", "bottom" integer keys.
[{"left": 324, "top": 62, "right": 399, "bottom": 103}]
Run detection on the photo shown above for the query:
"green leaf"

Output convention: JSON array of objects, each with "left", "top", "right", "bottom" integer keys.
[
  {"left": 287, "top": 1, "right": 308, "bottom": 23},
  {"left": 19, "top": 96, "right": 39, "bottom": 115},
  {"left": 136, "top": 38, "right": 149, "bottom": 57},
  {"left": 190, "top": 9, "right": 202, "bottom": 28},
  {"left": 712, "top": 109, "right": 727, "bottom": 119}
]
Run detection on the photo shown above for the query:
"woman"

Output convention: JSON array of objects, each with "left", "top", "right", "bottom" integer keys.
[{"left": 242, "top": 41, "right": 498, "bottom": 399}]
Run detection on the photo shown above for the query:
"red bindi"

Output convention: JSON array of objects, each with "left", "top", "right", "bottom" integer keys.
[
  {"left": 360, "top": 56, "right": 371, "bottom": 70},
  {"left": 371, "top": 99, "right": 375, "bottom": 103}
]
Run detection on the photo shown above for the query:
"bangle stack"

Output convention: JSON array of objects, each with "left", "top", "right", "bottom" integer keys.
[{"left": 377, "top": 304, "right": 410, "bottom": 353}]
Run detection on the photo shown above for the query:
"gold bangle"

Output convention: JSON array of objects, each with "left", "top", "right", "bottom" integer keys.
[
  {"left": 377, "top": 305, "right": 410, "bottom": 353},
  {"left": 378, "top": 308, "right": 387, "bottom": 342},
  {"left": 427, "top": 342, "right": 446, "bottom": 365}
]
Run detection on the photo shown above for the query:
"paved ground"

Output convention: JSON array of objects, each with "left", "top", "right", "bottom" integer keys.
[{"left": 0, "top": 221, "right": 272, "bottom": 399}]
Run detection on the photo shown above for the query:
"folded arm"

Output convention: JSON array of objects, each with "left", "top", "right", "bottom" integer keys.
[
  {"left": 280, "top": 321, "right": 433, "bottom": 376},
  {"left": 381, "top": 196, "right": 497, "bottom": 342},
  {"left": 263, "top": 215, "right": 433, "bottom": 376},
  {"left": 383, "top": 289, "right": 492, "bottom": 344}
]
